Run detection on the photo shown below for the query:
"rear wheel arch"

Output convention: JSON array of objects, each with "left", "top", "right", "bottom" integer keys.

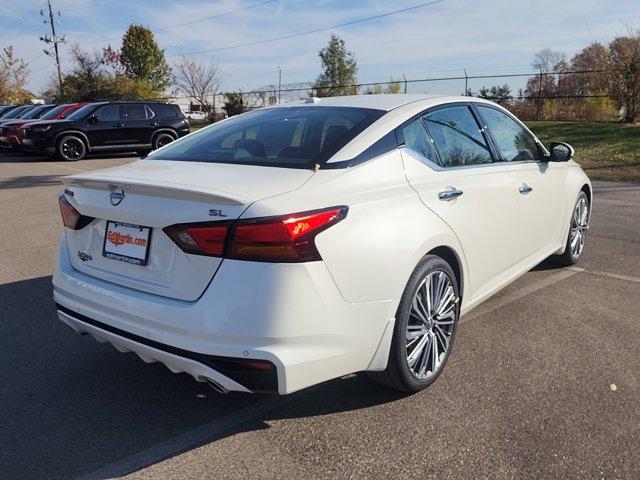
[
  {"left": 581, "top": 183, "right": 592, "bottom": 206},
  {"left": 152, "top": 128, "right": 177, "bottom": 144},
  {"left": 428, "top": 245, "right": 464, "bottom": 301}
]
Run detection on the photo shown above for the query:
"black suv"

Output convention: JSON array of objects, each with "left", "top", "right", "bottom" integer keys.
[{"left": 23, "top": 101, "right": 189, "bottom": 161}]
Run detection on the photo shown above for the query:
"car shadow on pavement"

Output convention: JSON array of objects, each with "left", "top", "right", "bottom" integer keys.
[
  {"left": 0, "top": 276, "right": 406, "bottom": 480},
  {"left": 0, "top": 175, "right": 63, "bottom": 189}
]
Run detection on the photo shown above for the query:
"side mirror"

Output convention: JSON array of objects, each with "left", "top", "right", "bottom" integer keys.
[
  {"left": 87, "top": 114, "right": 99, "bottom": 124},
  {"left": 549, "top": 142, "right": 574, "bottom": 162}
]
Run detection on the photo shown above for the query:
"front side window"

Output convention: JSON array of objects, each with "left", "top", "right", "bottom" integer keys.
[
  {"left": 94, "top": 105, "right": 122, "bottom": 122},
  {"left": 476, "top": 105, "right": 540, "bottom": 162},
  {"left": 147, "top": 106, "right": 384, "bottom": 169},
  {"left": 401, "top": 117, "right": 438, "bottom": 163},
  {"left": 424, "top": 106, "right": 493, "bottom": 167}
]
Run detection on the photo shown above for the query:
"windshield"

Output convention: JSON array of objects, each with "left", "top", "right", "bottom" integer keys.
[
  {"left": 20, "top": 105, "right": 52, "bottom": 119},
  {"left": 40, "top": 104, "right": 70, "bottom": 120},
  {"left": 67, "top": 103, "right": 100, "bottom": 120},
  {"left": 2, "top": 106, "right": 31, "bottom": 119},
  {"left": 147, "top": 106, "right": 385, "bottom": 169}
]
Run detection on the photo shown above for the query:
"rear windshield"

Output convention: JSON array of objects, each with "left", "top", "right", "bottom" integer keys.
[{"left": 147, "top": 106, "right": 385, "bottom": 169}]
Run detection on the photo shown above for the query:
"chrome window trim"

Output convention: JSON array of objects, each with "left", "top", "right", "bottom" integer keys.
[{"left": 400, "top": 145, "right": 504, "bottom": 172}]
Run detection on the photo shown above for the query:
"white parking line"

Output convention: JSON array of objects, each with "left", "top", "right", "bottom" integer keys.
[
  {"left": 570, "top": 266, "right": 640, "bottom": 284},
  {"left": 460, "top": 268, "right": 582, "bottom": 324}
]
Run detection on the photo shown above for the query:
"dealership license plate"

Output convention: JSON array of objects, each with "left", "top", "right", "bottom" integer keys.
[{"left": 102, "top": 221, "right": 152, "bottom": 266}]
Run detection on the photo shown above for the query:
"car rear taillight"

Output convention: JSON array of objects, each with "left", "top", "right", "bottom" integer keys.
[
  {"left": 164, "top": 206, "right": 347, "bottom": 262},
  {"left": 228, "top": 207, "right": 347, "bottom": 262},
  {"left": 58, "top": 195, "right": 94, "bottom": 230},
  {"left": 163, "top": 222, "right": 232, "bottom": 257}
]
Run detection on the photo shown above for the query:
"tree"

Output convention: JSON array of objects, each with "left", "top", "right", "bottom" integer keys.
[
  {"left": 365, "top": 79, "right": 401, "bottom": 95},
  {"left": 44, "top": 44, "right": 112, "bottom": 102},
  {"left": 313, "top": 34, "right": 358, "bottom": 97},
  {"left": 174, "top": 56, "right": 225, "bottom": 121},
  {"left": 44, "top": 42, "right": 167, "bottom": 102},
  {"left": 0, "top": 46, "right": 31, "bottom": 103},
  {"left": 120, "top": 24, "right": 172, "bottom": 95},
  {"left": 223, "top": 91, "right": 246, "bottom": 117},
  {"left": 532, "top": 48, "right": 566, "bottom": 74},
  {"left": 607, "top": 34, "right": 640, "bottom": 122}
]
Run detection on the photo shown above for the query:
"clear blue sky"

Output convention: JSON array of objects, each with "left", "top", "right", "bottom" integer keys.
[{"left": 1, "top": 0, "right": 638, "bottom": 96}]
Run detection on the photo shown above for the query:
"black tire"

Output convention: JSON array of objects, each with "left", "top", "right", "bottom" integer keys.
[
  {"left": 152, "top": 132, "right": 175, "bottom": 150},
  {"left": 553, "top": 191, "right": 590, "bottom": 267},
  {"left": 369, "top": 255, "right": 460, "bottom": 393},
  {"left": 56, "top": 135, "right": 86, "bottom": 161}
]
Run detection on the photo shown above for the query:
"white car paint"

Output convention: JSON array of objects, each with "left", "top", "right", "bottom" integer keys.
[{"left": 53, "top": 94, "right": 591, "bottom": 394}]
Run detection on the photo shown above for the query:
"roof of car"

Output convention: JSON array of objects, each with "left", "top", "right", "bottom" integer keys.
[{"left": 281, "top": 94, "right": 472, "bottom": 112}]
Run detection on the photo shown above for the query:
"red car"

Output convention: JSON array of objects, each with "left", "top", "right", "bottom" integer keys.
[{"left": 0, "top": 103, "right": 86, "bottom": 150}]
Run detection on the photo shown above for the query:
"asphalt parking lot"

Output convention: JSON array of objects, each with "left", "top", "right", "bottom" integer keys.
[{"left": 1, "top": 151, "right": 639, "bottom": 480}]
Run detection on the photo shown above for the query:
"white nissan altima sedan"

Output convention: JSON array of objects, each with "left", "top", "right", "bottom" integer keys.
[{"left": 53, "top": 94, "right": 591, "bottom": 394}]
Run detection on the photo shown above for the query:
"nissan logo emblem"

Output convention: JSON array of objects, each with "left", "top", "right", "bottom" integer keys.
[{"left": 109, "top": 185, "right": 125, "bottom": 206}]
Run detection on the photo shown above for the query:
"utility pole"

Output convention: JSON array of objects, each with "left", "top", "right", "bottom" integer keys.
[
  {"left": 277, "top": 66, "right": 282, "bottom": 104},
  {"left": 464, "top": 69, "right": 469, "bottom": 96},
  {"left": 40, "top": 0, "right": 65, "bottom": 100}
]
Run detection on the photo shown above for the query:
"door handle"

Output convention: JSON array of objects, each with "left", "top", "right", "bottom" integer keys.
[
  {"left": 438, "top": 187, "right": 464, "bottom": 201},
  {"left": 519, "top": 183, "right": 533, "bottom": 195}
]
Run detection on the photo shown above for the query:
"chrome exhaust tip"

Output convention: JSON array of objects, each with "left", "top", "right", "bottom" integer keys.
[{"left": 204, "top": 378, "right": 229, "bottom": 394}]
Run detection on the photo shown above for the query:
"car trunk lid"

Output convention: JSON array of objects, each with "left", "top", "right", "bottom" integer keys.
[{"left": 61, "top": 160, "right": 314, "bottom": 301}]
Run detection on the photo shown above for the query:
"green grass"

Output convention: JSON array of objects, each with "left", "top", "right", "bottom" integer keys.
[{"left": 526, "top": 121, "right": 640, "bottom": 183}]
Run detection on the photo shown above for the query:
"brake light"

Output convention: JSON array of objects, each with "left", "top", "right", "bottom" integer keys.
[
  {"left": 163, "top": 223, "right": 231, "bottom": 256},
  {"left": 228, "top": 207, "right": 347, "bottom": 262},
  {"left": 164, "top": 206, "right": 348, "bottom": 262},
  {"left": 58, "top": 195, "right": 94, "bottom": 230}
]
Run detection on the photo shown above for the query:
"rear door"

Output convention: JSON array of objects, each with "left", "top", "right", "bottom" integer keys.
[
  {"left": 121, "top": 103, "right": 153, "bottom": 146},
  {"left": 85, "top": 104, "right": 128, "bottom": 147},
  {"left": 475, "top": 104, "right": 567, "bottom": 262},
  {"left": 400, "top": 104, "right": 519, "bottom": 300}
]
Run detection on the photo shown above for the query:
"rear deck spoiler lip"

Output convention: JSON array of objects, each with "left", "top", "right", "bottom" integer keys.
[{"left": 63, "top": 176, "right": 247, "bottom": 205}]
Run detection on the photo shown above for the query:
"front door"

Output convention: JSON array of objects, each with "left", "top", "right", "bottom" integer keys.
[
  {"left": 474, "top": 104, "right": 567, "bottom": 263},
  {"left": 400, "top": 104, "right": 519, "bottom": 302},
  {"left": 85, "top": 104, "right": 128, "bottom": 147}
]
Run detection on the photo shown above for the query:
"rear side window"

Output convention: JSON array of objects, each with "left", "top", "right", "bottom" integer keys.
[
  {"left": 147, "top": 106, "right": 385, "bottom": 169},
  {"left": 476, "top": 105, "right": 541, "bottom": 162},
  {"left": 424, "top": 106, "right": 493, "bottom": 167},
  {"left": 148, "top": 103, "right": 181, "bottom": 119},
  {"left": 122, "top": 104, "right": 147, "bottom": 120},
  {"left": 401, "top": 118, "right": 438, "bottom": 163}
]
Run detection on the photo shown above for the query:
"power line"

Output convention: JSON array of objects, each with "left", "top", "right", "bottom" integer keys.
[
  {"left": 0, "top": 6, "right": 43, "bottom": 39},
  {"left": 170, "top": 0, "right": 447, "bottom": 57},
  {"left": 82, "top": 0, "right": 277, "bottom": 46}
]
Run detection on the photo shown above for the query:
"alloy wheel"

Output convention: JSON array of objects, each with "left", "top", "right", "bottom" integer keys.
[
  {"left": 61, "top": 138, "right": 84, "bottom": 160},
  {"left": 406, "top": 270, "right": 457, "bottom": 380},
  {"left": 156, "top": 135, "right": 173, "bottom": 149},
  {"left": 569, "top": 196, "right": 589, "bottom": 259}
]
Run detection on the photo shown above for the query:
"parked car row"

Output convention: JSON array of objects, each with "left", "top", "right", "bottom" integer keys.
[{"left": 0, "top": 101, "right": 189, "bottom": 161}]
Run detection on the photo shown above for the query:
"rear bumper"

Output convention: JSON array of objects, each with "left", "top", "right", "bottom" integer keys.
[
  {"left": 56, "top": 304, "right": 275, "bottom": 393},
  {"left": 53, "top": 234, "right": 396, "bottom": 394}
]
